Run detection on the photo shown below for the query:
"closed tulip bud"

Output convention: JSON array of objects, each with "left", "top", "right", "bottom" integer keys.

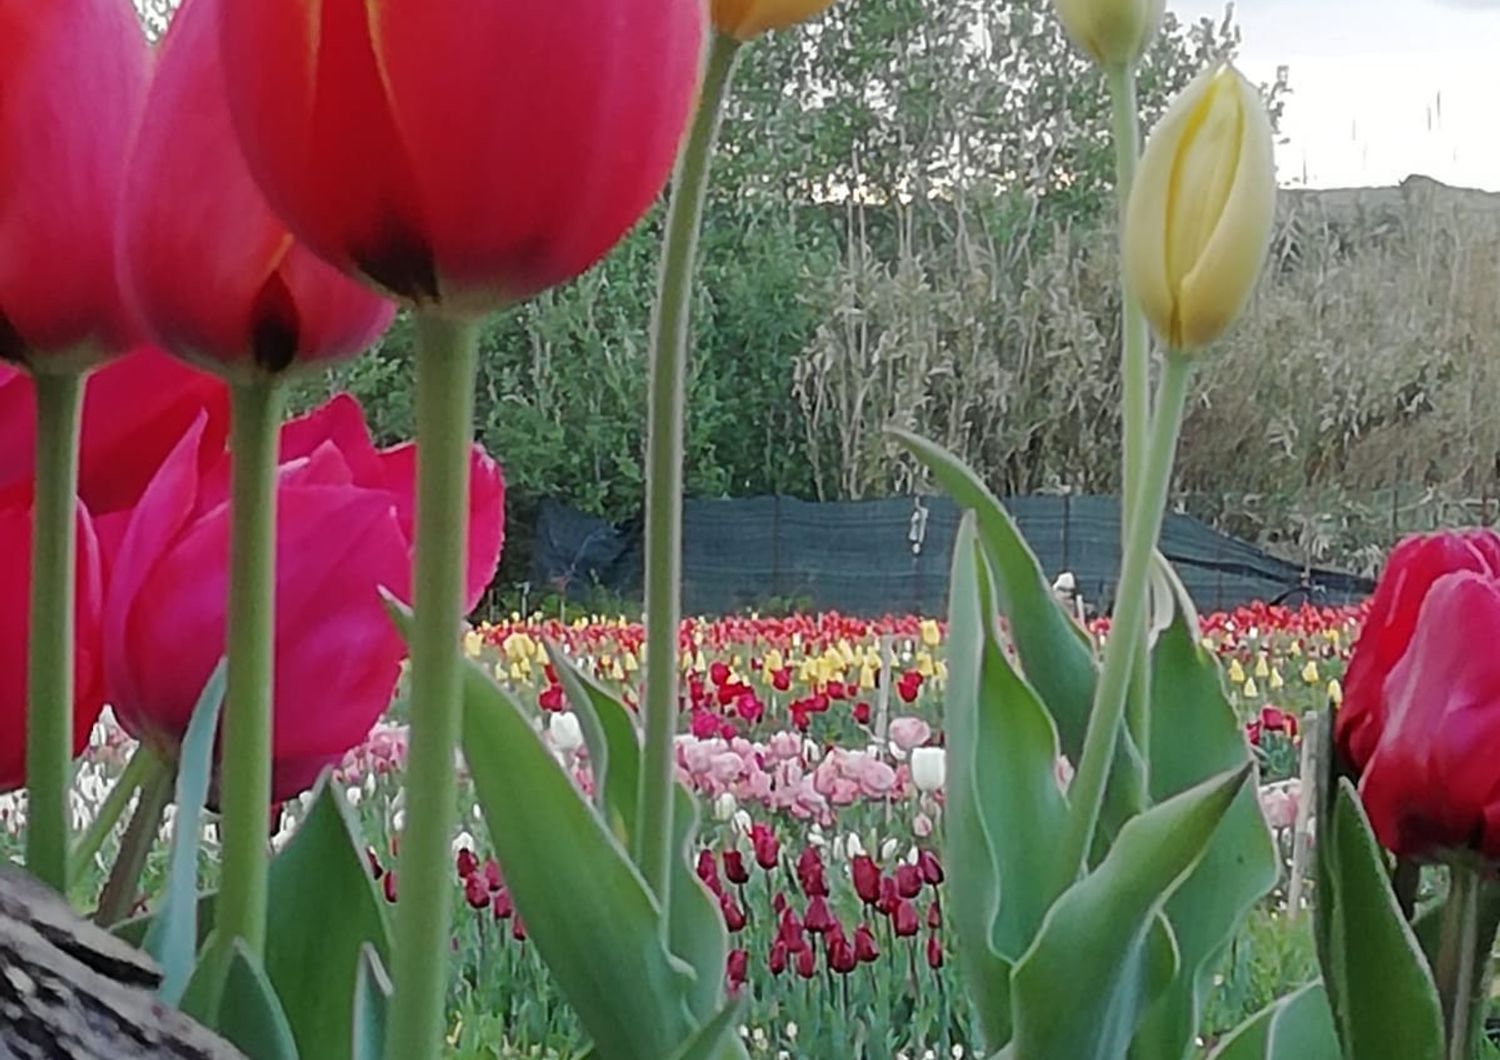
[
  {"left": 462, "top": 874, "right": 489, "bottom": 911},
  {"left": 723, "top": 850, "right": 750, "bottom": 886},
  {"left": 547, "top": 711, "right": 583, "bottom": 754},
  {"left": 1052, "top": 0, "right": 1164, "bottom": 69},
  {"left": 910, "top": 747, "right": 947, "bottom": 793},
  {"left": 1123, "top": 64, "right": 1276, "bottom": 352},
  {"left": 711, "top": 0, "right": 836, "bottom": 41},
  {"left": 892, "top": 899, "right": 919, "bottom": 938}
]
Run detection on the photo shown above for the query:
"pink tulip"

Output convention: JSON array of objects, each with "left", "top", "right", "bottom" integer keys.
[{"left": 888, "top": 716, "right": 932, "bottom": 752}]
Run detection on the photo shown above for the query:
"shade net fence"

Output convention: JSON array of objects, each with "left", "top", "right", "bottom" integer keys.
[{"left": 529, "top": 494, "right": 1374, "bottom": 618}]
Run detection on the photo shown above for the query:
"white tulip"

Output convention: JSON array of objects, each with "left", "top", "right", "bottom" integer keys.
[
  {"left": 549, "top": 711, "right": 584, "bottom": 754},
  {"left": 714, "top": 791, "right": 738, "bottom": 821},
  {"left": 910, "top": 747, "right": 947, "bottom": 793}
]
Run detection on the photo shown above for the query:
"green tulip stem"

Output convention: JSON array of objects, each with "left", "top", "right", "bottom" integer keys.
[
  {"left": 1107, "top": 63, "right": 1154, "bottom": 771},
  {"left": 94, "top": 756, "right": 174, "bottom": 927},
  {"left": 1440, "top": 864, "right": 1481, "bottom": 1060},
  {"left": 636, "top": 30, "right": 741, "bottom": 902},
  {"left": 214, "top": 376, "right": 285, "bottom": 967},
  {"left": 1062, "top": 351, "right": 1193, "bottom": 876},
  {"left": 26, "top": 367, "right": 84, "bottom": 893},
  {"left": 386, "top": 311, "right": 480, "bottom": 1060},
  {"left": 69, "top": 741, "right": 164, "bottom": 882}
]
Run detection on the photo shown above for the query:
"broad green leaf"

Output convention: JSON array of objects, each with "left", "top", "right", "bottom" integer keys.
[
  {"left": 547, "top": 641, "right": 639, "bottom": 847},
  {"left": 143, "top": 658, "right": 225, "bottom": 1006},
  {"left": 892, "top": 431, "right": 1094, "bottom": 750},
  {"left": 1009, "top": 763, "right": 1251, "bottom": 1060},
  {"left": 1316, "top": 779, "right": 1443, "bottom": 1060},
  {"left": 666, "top": 995, "right": 749, "bottom": 1060},
  {"left": 895, "top": 432, "right": 1146, "bottom": 841},
  {"left": 264, "top": 776, "right": 392, "bottom": 1060},
  {"left": 351, "top": 944, "right": 391, "bottom": 1060},
  {"left": 218, "top": 941, "right": 298, "bottom": 1060},
  {"left": 1133, "top": 576, "right": 1278, "bottom": 1060},
  {"left": 1208, "top": 982, "right": 1340, "bottom": 1060},
  {"left": 943, "top": 515, "right": 1021, "bottom": 1050},
  {"left": 548, "top": 644, "right": 729, "bottom": 1026},
  {"left": 421, "top": 604, "right": 695, "bottom": 1060}
]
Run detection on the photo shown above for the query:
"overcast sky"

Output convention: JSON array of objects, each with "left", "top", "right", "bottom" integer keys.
[{"left": 1172, "top": 0, "right": 1500, "bottom": 190}]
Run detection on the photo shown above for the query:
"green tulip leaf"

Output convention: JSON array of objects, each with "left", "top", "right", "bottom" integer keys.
[
  {"left": 1009, "top": 763, "right": 1251, "bottom": 1059},
  {"left": 895, "top": 431, "right": 1146, "bottom": 840},
  {"left": 218, "top": 940, "right": 298, "bottom": 1060},
  {"left": 351, "top": 944, "right": 391, "bottom": 1060},
  {"left": 546, "top": 640, "right": 734, "bottom": 1029},
  {"left": 1132, "top": 570, "right": 1278, "bottom": 1060},
  {"left": 666, "top": 994, "right": 749, "bottom": 1060},
  {"left": 1207, "top": 982, "right": 1340, "bottom": 1060},
  {"left": 943, "top": 515, "right": 1024, "bottom": 1049},
  {"left": 393, "top": 597, "right": 697, "bottom": 1060},
  {"left": 263, "top": 775, "right": 392, "bottom": 1060},
  {"left": 1315, "top": 778, "right": 1443, "bottom": 1060},
  {"left": 142, "top": 659, "right": 225, "bottom": 1006}
]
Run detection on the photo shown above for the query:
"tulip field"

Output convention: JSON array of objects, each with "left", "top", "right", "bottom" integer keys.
[{"left": 1, "top": 599, "right": 1355, "bottom": 1057}]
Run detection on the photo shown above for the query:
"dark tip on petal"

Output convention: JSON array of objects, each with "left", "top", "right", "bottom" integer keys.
[
  {"left": 354, "top": 219, "right": 439, "bottom": 304},
  {"left": 250, "top": 271, "right": 301, "bottom": 374},
  {"left": 0, "top": 309, "right": 29, "bottom": 365}
]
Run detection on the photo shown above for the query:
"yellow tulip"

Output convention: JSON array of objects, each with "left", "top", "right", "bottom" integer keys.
[
  {"left": 858, "top": 663, "right": 877, "bottom": 691},
  {"left": 1328, "top": 678, "right": 1344, "bottom": 706},
  {"left": 916, "top": 651, "right": 935, "bottom": 679},
  {"left": 1254, "top": 655, "right": 1269, "bottom": 679},
  {"left": 1052, "top": 0, "right": 1163, "bottom": 69},
  {"left": 463, "top": 630, "right": 484, "bottom": 659},
  {"left": 711, "top": 0, "right": 836, "bottom": 41},
  {"left": 1227, "top": 658, "right": 1245, "bottom": 684},
  {"left": 1269, "top": 668, "right": 1284, "bottom": 691},
  {"left": 1123, "top": 64, "right": 1276, "bottom": 351},
  {"left": 1301, "top": 660, "right": 1319, "bottom": 685},
  {"left": 919, "top": 619, "right": 942, "bottom": 648},
  {"left": 765, "top": 649, "right": 784, "bottom": 672},
  {"left": 1241, "top": 677, "right": 1258, "bottom": 699}
]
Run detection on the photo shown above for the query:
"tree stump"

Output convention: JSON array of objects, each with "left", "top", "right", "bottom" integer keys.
[{"left": 0, "top": 863, "right": 241, "bottom": 1059}]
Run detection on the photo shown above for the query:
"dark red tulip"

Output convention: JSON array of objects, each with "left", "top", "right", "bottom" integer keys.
[
  {"left": 1258, "top": 706, "right": 1287, "bottom": 733},
  {"left": 491, "top": 888, "right": 513, "bottom": 921},
  {"left": 768, "top": 940, "right": 788, "bottom": 976},
  {"left": 454, "top": 848, "right": 478, "bottom": 880},
  {"left": 1358, "top": 569, "right": 1500, "bottom": 859},
  {"left": 720, "top": 894, "right": 746, "bottom": 934},
  {"left": 917, "top": 849, "right": 944, "bottom": 886},
  {"left": 382, "top": 871, "right": 398, "bottom": 903},
  {"left": 853, "top": 923, "right": 879, "bottom": 963},
  {"left": 892, "top": 899, "right": 919, "bottom": 938},
  {"left": 462, "top": 873, "right": 489, "bottom": 911},
  {"left": 218, "top": 0, "right": 705, "bottom": 313},
  {"left": 511, "top": 915, "right": 527, "bottom": 943},
  {"left": 852, "top": 701, "right": 871, "bottom": 725},
  {"left": 0, "top": 492, "right": 104, "bottom": 791},
  {"left": 696, "top": 849, "right": 723, "bottom": 896},
  {"left": 927, "top": 902, "right": 942, "bottom": 930},
  {"left": 794, "top": 944, "right": 817, "bottom": 980},
  {"left": 0, "top": 0, "right": 148, "bottom": 366},
  {"left": 771, "top": 668, "right": 791, "bottom": 692},
  {"left": 877, "top": 876, "right": 902, "bottom": 917},
  {"left": 726, "top": 948, "right": 749, "bottom": 991},
  {"left": 851, "top": 855, "right": 881, "bottom": 905},
  {"left": 1244, "top": 721, "right": 1262, "bottom": 747},
  {"left": 709, "top": 661, "right": 731, "bottom": 687},
  {"left": 1338, "top": 530, "right": 1500, "bottom": 772},
  {"left": 827, "top": 934, "right": 857, "bottom": 975},
  {"left": 365, "top": 847, "right": 385, "bottom": 881},
  {"left": 752, "top": 824, "right": 781, "bottom": 871},
  {"left": 103, "top": 397, "right": 502, "bottom": 800},
  {"left": 895, "top": 863, "right": 923, "bottom": 899},
  {"left": 120, "top": 0, "right": 393, "bottom": 380},
  {"left": 772, "top": 891, "right": 788, "bottom": 915},
  {"left": 481, "top": 858, "right": 503, "bottom": 893},
  {"left": 803, "top": 895, "right": 836, "bottom": 935},
  {"left": 926, "top": 932, "right": 944, "bottom": 969},
  {"left": 776, "top": 909, "right": 807, "bottom": 953},
  {"left": 723, "top": 850, "right": 750, "bottom": 886},
  {"left": 796, "top": 846, "right": 828, "bottom": 897}
]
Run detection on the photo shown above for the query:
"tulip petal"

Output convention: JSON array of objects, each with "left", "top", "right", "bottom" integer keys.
[{"left": 0, "top": 0, "right": 147, "bottom": 359}]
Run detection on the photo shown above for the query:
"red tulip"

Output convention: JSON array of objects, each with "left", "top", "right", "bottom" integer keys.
[
  {"left": 827, "top": 933, "right": 857, "bottom": 975},
  {"left": 382, "top": 871, "right": 399, "bottom": 904},
  {"left": 752, "top": 824, "right": 781, "bottom": 871},
  {"left": 776, "top": 909, "right": 806, "bottom": 953},
  {"left": 892, "top": 899, "right": 919, "bottom": 938},
  {"left": 217, "top": 0, "right": 705, "bottom": 313},
  {"left": 454, "top": 848, "right": 478, "bottom": 880},
  {"left": 462, "top": 873, "right": 489, "bottom": 911},
  {"left": 803, "top": 895, "right": 836, "bottom": 935},
  {"left": 720, "top": 893, "right": 746, "bottom": 934},
  {"left": 491, "top": 887, "right": 513, "bottom": 922},
  {"left": 926, "top": 931, "right": 944, "bottom": 969},
  {"left": 0, "top": 0, "right": 147, "bottom": 365},
  {"left": 795, "top": 846, "right": 828, "bottom": 897},
  {"left": 120, "top": 0, "right": 393, "bottom": 377},
  {"left": 794, "top": 943, "right": 817, "bottom": 980},
  {"left": 723, "top": 850, "right": 750, "bottom": 886},
  {"left": 103, "top": 396, "right": 502, "bottom": 800},
  {"left": 1358, "top": 569, "right": 1500, "bottom": 859},
  {"left": 481, "top": 858, "right": 503, "bottom": 894},
  {"left": 895, "top": 863, "right": 923, "bottom": 899},
  {"left": 850, "top": 854, "right": 881, "bottom": 905},
  {"left": 696, "top": 849, "right": 722, "bottom": 896},
  {"left": 768, "top": 939, "right": 788, "bottom": 975},
  {"left": 0, "top": 489, "right": 104, "bottom": 791},
  {"left": 853, "top": 923, "right": 879, "bottom": 963},
  {"left": 0, "top": 350, "right": 230, "bottom": 560},
  {"left": 917, "top": 848, "right": 944, "bottom": 885},
  {"left": 1338, "top": 530, "right": 1500, "bottom": 772},
  {"left": 725, "top": 948, "right": 749, "bottom": 991}
]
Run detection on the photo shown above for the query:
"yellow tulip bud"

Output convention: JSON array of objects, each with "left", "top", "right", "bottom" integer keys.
[
  {"left": 1301, "top": 660, "right": 1319, "bottom": 685},
  {"left": 1123, "top": 64, "right": 1276, "bottom": 351},
  {"left": 919, "top": 619, "right": 942, "bottom": 648},
  {"left": 1269, "top": 668, "right": 1284, "bottom": 691},
  {"left": 711, "top": 0, "right": 836, "bottom": 41},
  {"left": 1254, "top": 655, "right": 1269, "bottom": 679},
  {"left": 1241, "top": 677, "right": 1258, "bottom": 699},
  {"left": 1227, "top": 658, "right": 1245, "bottom": 684},
  {"left": 1052, "top": 0, "right": 1163, "bottom": 69},
  {"left": 1328, "top": 678, "right": 1344, "bottom": 706}
]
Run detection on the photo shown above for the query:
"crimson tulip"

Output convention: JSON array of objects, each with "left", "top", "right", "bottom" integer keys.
[
  {"left": 0, "top": 488, "right": 104, "bottom": 791},
  {"left": 1337, "top": 530, "right": 1500, "bottom": 772},
  {"left": 1356, "top": 565, "right": 1500, "bottom": 860},
  {"left": 103, "top": 396, "right": 502, "bottom": 800},
  {"left": 120, "top": 0, "right": 393, "bottom": 378},
  {"left": 0, "top": 350, "right": 229, "bottom": 546},
  {"left": 0, "top": 0, "right": 147, "bottom": 366},
  {"left": 216, "top": 0, "right": 705, "bottom": 313}
]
